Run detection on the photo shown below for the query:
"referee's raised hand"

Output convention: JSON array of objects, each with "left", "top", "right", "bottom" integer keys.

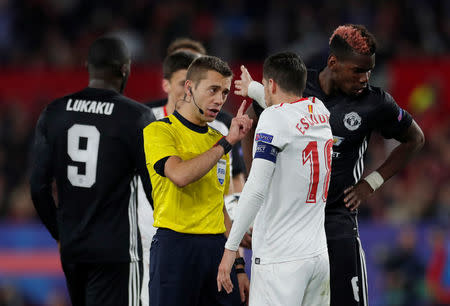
[{"left": 226, "top": 100, "right": 253, "bottom": 145}]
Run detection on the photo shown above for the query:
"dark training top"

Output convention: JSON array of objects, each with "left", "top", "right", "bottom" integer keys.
[
  {"left": 30, "top": 87, "right": 155, "bottom": 263},
  {"left": 254, "top": 69, "right": 412, "bottom": 214}
]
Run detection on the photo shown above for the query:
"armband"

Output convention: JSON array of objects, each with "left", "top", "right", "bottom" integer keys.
[
  {"left": 363, "top": 171, "right": 384, "bottom": 191},
  {"left": 235, "top": 268, "right": 246, "bottom": 274}
]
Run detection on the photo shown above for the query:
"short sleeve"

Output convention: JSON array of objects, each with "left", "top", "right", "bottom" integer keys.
[
  {"left": 375, "top": 91, "right": 413, "bottom": 139},
  {"left": 254, "top": 108, "right": 288, "bottom": 150},
  {"left": 143, "top": 122, "right": 179, "bottom": 172}
]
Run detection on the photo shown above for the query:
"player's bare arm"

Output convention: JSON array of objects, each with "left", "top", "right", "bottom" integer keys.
[
  {"left": 344, "top": 120, "right": 425, "bottom": 210},
  {"left": 165, "top": 101, "right": 252, "bottom": 187}
]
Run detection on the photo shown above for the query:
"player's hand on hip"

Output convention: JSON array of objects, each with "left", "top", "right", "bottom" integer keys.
[
  {"left": 343, "top": 180, "right": 374, "bottom": 211},
  {"left": 234, "top": 65, "right": 253, "bottom": 97},
  {"left": 226, "top": 101, "right": 253, "bottom": 145},
  {"left": 237, "top": 271, "right": 250, "bottom": 304},
  {"left": 217, "top": 249, "right": 236, "bottom": 294},
  {"left": 240, "top": 228, "right": 252, "bottom": 249}
]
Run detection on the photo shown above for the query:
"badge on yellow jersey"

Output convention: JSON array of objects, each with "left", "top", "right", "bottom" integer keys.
[{"left": 217, "top": 159, "right": 226, "bottom": 185}]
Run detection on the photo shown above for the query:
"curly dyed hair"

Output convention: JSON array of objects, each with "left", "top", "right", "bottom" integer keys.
[{"left": 329, "top": 24, "right": 377, "bottom": 59}]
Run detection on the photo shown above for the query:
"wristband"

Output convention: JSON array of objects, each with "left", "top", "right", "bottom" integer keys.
[
  {"left": 215, "top": 137, "right": 232, "bottom": 154},
  {"left": 234, "top": 257, "right": 245, "bottom": 267},
  {"left": 363, "top": 171, "right": 384, "bottom": 191},
  {"left": 235, "top": 268, "right": 246, "bottom": 274}
]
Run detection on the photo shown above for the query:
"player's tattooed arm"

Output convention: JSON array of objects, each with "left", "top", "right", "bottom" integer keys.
[{"left": 344, "top": 120, "right": 424, "bottom": 210}]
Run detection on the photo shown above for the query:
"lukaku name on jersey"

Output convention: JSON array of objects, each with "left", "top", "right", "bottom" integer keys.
[{"left": 66, "top": 98, "right": 115, "bottom": 115}]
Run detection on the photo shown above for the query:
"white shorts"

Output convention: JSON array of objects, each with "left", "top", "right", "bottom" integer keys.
[{"left": 249, "top": 252, "right": 330, "bottom": 306}]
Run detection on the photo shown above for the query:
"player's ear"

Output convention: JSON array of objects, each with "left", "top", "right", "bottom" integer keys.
[
  {"left": 184, "top": 80, "right": 192, "bottom": 97},
  {"left": 162, "top": 79, "right": 170, "bottom": 94},
  {"left": 120, "top": 61, "right": 130, "bottom": 77},
  {"left": 269, "top": 79, "right": 276, "bottom": 94},
  {"left": 328, "top": 55, "right": 338, "bottom": 71}
]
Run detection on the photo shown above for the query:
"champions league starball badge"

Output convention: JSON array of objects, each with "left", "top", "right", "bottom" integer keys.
[{"left": 343, "top": 112, "right": 362, "bottom": 131}]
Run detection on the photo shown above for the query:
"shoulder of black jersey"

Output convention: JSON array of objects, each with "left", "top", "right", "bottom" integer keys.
[
  {"left": 216, "top": 109, "right": 232, "bottom": 128},
  {"left": 307, "top": 68, "right": 320, "bottom": 79},
  {"left": 145, "top": 98, "right": 168, "bottom": 108},
  {"left": 365, "top": 85, "right": 396, "bottom": 106},
  {"left": 45, "top": 88, "right": 87, "bottom": 110},
  {"left": 252, "top": 100, "right": 264, "bottom": 118},
  {"left": 113, "top": 94, "right": 155, "bottom": 119},
  {"left": 305, "top": 69, "right": 323, "bottom": 96}
]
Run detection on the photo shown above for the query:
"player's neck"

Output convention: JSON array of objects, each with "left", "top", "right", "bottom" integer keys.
[
  {"left": 165, "top": 98, "right": 177, "bottom": 115},
  {"left": 177, "top": 104, "right": 207, "bottom": 126},
  {"left": 272, "top": 93, "right": 302, "bottom": 106},
  {"left": 88, "top": 79, "right": 120, "bottom": 93}
]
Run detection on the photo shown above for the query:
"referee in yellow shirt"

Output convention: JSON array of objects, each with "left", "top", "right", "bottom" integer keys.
[{"left": 143, "top": 56, "right": 253, "bottom": 306}]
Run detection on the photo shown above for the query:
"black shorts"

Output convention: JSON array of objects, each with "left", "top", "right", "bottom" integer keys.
[
  {"left": 61, "top": 260, "right": 142, "bottom": 306},
  {"left": 325, "top": 209, "right": 369, "bottom": 306},
  {"left": 149, "top": 228, "right": 241, "bottom": 306}
]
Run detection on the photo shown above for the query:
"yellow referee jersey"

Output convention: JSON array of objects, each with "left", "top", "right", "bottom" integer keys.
[{"left": 143, "top": 111, "right": 230, "bottom": 234}]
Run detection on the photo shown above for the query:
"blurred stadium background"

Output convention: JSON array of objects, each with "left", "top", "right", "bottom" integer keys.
[{"left": 0, "top": 0, "right": 449, "bottom": 305}]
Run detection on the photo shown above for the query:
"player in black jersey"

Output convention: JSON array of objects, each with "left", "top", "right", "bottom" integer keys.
[
  {"left": 235, "top": 24, "right": 425, "bottom": 306},
  {"left": 30, "top": 36, "right": 155, "bottom": 306}
]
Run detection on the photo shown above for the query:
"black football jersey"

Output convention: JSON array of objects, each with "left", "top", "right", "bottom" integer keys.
[
  {"left": 254, "top": 69, "right": 412, "bottom": 213},
  {"left": 30, "top": 87, "right": 155, "bottom": 263}
]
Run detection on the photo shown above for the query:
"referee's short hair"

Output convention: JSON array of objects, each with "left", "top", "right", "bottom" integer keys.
[
  {"left": 186, "top": 56, "right": 233, "bottom": 87},
  {"left": 263, "top": 51, "right": 307, "bottom": 97}
]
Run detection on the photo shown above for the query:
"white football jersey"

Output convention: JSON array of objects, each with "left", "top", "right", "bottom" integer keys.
[{"left": 251, "top": 97, "right": 333, "bottom": 264}]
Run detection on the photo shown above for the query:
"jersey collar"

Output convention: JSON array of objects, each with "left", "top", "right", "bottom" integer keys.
[{"left": 173, "top": 111, "right": 208, "bottom": 134}]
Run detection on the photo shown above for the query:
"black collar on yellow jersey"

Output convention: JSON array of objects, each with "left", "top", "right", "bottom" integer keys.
[{"left": 173, "top": 111, "right": 208, "bottom": 134}]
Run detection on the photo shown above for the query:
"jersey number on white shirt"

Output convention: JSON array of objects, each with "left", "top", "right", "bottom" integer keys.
[{"left": 302, "top": 139, "right": 333, "bottom": 203}]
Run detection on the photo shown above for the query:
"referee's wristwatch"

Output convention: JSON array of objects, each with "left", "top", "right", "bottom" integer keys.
[{"left": 215, "top": 136, "right": 232, "bottom": 154}]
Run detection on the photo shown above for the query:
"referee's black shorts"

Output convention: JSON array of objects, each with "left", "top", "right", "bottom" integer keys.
[
  {"left": 61, "top": 260, "right": 142, "bottom": 306},
  {"left": 326, "top": 208, "right": 369, "bottom": 306},
  {"left": 149, "top": 228, "right": 241, "bottom": 306}
]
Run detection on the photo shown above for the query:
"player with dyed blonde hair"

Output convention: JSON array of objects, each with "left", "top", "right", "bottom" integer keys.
[{"left": 235, "top": 24, "right": 424, "bottom": 305}]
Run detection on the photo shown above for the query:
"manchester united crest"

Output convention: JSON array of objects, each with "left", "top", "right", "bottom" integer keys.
[{"left": 343, "top": 112, "right": 362, "bottom": 131}]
